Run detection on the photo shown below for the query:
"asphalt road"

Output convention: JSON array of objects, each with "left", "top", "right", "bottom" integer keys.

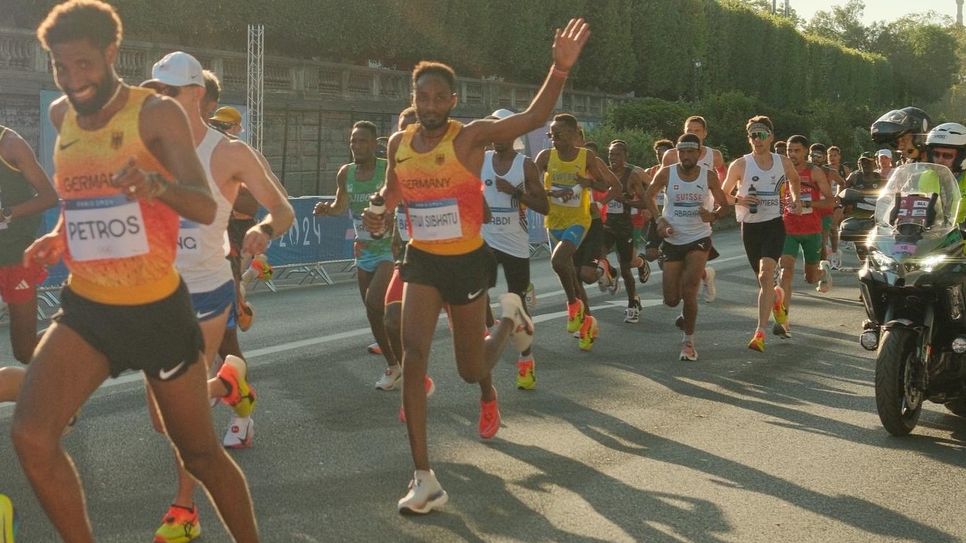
[{"left": 1, "top": 230, "right": 965, "bottom": 542}]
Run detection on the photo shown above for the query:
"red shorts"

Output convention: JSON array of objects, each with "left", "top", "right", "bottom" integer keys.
[
  {"left": 0, "top": 261, "right": 47, "bottom": 304},
  {"left": 384, "top": 264, "right": 403, "bottom": 306}
]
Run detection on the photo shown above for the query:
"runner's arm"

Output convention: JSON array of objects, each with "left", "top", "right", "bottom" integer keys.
[
  {"left": 707, "top": 168, "right": 731, "bottom": 220},
  {"left": 713, "top": 149, "right": 727, "bottom": 182},
  {"left": 644, "top": 166, "right": 669, "bottom": 224},
  {"left": 253, "top": 147, "right": 288, "bottom": 197},
  {"left": 661, "top": 149, "right": 679, "bottom": 167},
  {"left": 810, "top": 166, "right": 835, "bottom": 209},
  {"left": 137, "top": 96, "right": 216, "bottom": 225},
  {"left": 520, "top": 157, "right": 549, "bottom": 215},
  {"left": 366, "top": 132, "right": 403, "bottom": 234},
  {"left": 586, "top": 153, "right": 621, "bottom": 202},
  {"left": 227, "top": 139, "right": 295, "bottom": 254},
  {"left": 315, "top": 165, "right": 349, "bottom": 216},
  {"left": 781, "top": 156, "right": 801, "bottom": 206},
  {"left": 0, "top": 130, "right": 58, "bottom": 220},
  {"left": 721, "top": 158, "right": 744, "bottom": 205}
]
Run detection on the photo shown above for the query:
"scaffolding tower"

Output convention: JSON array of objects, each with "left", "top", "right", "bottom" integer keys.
[{"left": 247, "top": 24, "right": 264, "bottom": 152}]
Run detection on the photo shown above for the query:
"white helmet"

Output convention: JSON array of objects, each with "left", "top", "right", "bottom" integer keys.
[
  {"left": 926, "top": 122, "right": 966, "bottom": 173},
  {"left": 926, "top": 122, "right": 966, "bottom": 148}
]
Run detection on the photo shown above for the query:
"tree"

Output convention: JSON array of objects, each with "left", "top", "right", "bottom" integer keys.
[
  {"left": 871, "top": 16, "right": 959, "bottom": 105},
  {"left": 805, "top": 0, "right": 870, "bottom": 51}
]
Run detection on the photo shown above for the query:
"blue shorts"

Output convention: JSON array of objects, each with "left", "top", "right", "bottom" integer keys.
[
  {"left": 357, "top": 248, "right": 394, "bottom": 273},
  {"left": 548, "top": 225, "right": 587, "bottom": 248},
  {"left": 190, "top": 280, "right": 236, "bottom": 323}
]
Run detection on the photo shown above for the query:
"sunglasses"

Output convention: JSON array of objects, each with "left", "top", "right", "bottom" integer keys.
[
  {"left": 810, "top": 152, "right": 826, "bottom": 159},
  {"left": 932, "top": 150, "right": 957, "bottom": 160},
  {"left": 748, "top": 131, "right": 771, "bottom": 141}
]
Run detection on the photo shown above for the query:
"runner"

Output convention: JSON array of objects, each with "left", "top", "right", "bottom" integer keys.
[
  {"left": 599, "top": 139, "right": 648, "bottom": 323},
  {"left": 826, "top": 145, "right": 850, "bottom": 269},
  {"left": 808, "top": 143, "right": 843, "bottom": 269},
  {"left": 535, "top": 113, "right": 619, "bottom": 351},
  {"left": 774, "top": 140, "right": 788, "bottom": 157},
  {"left": 876, "top": 148, "right": 893, "bottom": 178},
  {"left": 721, "top": 115, "right": 802, "bottom": 352},
  {"left": 481, "top": 108, "right": 548, "bottom": 388},
  {"left": 645, "top": 134, "right": 729, "bottom": 360},
  {"left": 13, "top": 3, "right": 259, "bottom": 541},
  {"left": 142, "top": 51, "right": 293, "bottom": 542},
  {"left": 314, "top": 121, "right": 399, "bottom": 389},
  {"left": 0, "top": 126, "right": 58, "bottom": 404},
  {"left": 640, "top": 139, "right": 674, "bottom": 269},
  {"left": 363, "top": 18, "right": 588, "bottom": 514},
  {"left": 774, "top": 135, "right": 834, "bottom": 339},
  {"left": 661, "top": 116, "right": 724, "bottom": 303}
]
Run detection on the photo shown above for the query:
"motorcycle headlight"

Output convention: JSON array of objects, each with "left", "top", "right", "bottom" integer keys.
[
  {"left": 870, "top": 250, "right": 899, "bottom": 273},
  {"left": 921, "top": 254, "right": 946, "bottom": 273}
]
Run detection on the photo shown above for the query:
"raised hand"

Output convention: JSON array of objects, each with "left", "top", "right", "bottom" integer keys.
[{"left": 552, "top": 18, "right": 590, "bottom": 72}]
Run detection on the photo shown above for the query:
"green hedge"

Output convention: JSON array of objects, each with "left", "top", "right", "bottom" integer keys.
[{"left": 9, "top": 0, "right": 904, "bottom": 109}]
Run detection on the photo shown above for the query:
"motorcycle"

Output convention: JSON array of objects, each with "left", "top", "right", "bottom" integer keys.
[
  {"left": 838, "top": 186, "right": 880, "bottom": 261},
  {"left": 855, "top": 163, "right": 966, "bottom": 435}
]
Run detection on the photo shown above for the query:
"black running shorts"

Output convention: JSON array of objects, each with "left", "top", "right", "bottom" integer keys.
[
  {"left": 741, "top": 217, "right": 786, "bottom": 274},
  {"left": 603, "top": 215, "right": 635, "bottom": 263},
  {"left": 53, "top": 280, "right": 204, "bottom": 379},
  {"left": 401, "top": 243, "right": 496, "bottom": 306},
  {"left": 491, "top": 248, "right": 530, "bottom": 299},
  {"left": 661, "top": 236, "right": 719, "bottom": 263},
  {"left": 573, "top": 218, "right": 604, "bottom": 268}
]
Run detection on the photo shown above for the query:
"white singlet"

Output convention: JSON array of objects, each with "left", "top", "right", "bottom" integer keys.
[{"left": 481, "top": 150, "right": 530, "bottom": 259}]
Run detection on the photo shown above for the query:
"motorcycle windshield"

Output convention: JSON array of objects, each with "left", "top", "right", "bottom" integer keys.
[{"left": 869, "top": 163, "right": 962, "bottom": 261}]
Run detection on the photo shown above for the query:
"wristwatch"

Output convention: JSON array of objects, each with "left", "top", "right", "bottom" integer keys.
[{"left": 0, "top": 207, "right": 12, "bottom": 222}]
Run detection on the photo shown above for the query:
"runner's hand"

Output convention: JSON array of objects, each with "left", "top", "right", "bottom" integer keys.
[
  {"left": 362, "top": 207, "right": 386, "bottom": 235},
  {"left": 24, "top": 232, "right": 65, "bottom": 267},
  {"left": 698, "top": 208, "right": 716, "bottom": 223},
  {"left": 112, "top": 157, "right": 161, "bottom": 200},
  {"left": 575, "top": 174, "right": 594, "bottom": 188},
  {"left": 552, "top": 18, "right": 590, "bottom": 72},
  {"left": 241, "top": 226, "right": 270, "bottom": 257},
  {"left": 495, "top": 177, "right": 516, "bottom": 195},
  {"left": 313, "top": 201, "right": 334, "bottom": 216}
]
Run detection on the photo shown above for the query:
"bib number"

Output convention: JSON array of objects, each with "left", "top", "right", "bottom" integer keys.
[
  {"left": 408, "top": 199, "right": 462, "bottom": 241},
  {"left": 487, "top": 207, "right": 518, "bottom": 234},
  {"left": 550, "top": 183, "right": 582, "bottom": 208}
]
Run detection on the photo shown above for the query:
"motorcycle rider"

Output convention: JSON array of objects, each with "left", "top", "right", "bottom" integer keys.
[
  {"left": 870, "top": 106, "right": 931, "bottom": 165},
  {"left": 924, "top": 122, "right": 966, "bottom": 224}
]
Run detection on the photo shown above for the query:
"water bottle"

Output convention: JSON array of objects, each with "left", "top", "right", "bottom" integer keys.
[
  {"left": 368, "top": 193, "right": 387, "bottom": 239},
  {"left": 748, "top": 184, "right": 758, "bottom": 214}
]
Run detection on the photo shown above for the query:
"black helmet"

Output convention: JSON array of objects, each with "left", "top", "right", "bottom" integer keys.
[{"left": 870, "top": 107, "right": 931, "bottom": 147}]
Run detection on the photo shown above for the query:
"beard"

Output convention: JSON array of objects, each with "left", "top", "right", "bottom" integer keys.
[
  {"left": 67, "top": 74, "right": 117, "bottom": 116},
  {"left": 418, "top": 110, "right": 450, "bottom": 131}
]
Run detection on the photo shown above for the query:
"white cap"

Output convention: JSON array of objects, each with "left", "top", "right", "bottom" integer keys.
[
  {"left": 487, "top": 108, "right": 515, "bottom": 120},
  {"left": 145, "top": 51, "right": 204, "bottom": 87},
  {"left": 876, "top": 148, "right": 892, "bottom": 158}
]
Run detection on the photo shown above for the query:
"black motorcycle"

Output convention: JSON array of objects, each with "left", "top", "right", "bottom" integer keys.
[
  {"left": 855, "top": 163, "right": 966, "bottom": 435},
  {"left": 838, "top": 187, "right": 880, "bottom": 261}
]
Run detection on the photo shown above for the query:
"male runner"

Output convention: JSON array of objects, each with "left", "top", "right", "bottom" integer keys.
[
  {"left": 315, "top": 121, "right": 399, "bottom": 389},
  {"left": 364, "top": 18, "right": 588, "bottom": 514},
  {"left": 599, "top": 139, "right": 648, "bottom": 323},
  {"left": 640, "top": 139, "right": 674, "bottom": 267},
  {"left": 13, "top": 3, "right": 259, "bottom": 541},
  {"left": 481, "top": 108, "right": 548, "bottom": 389},
  {"left": 662, "top": 116, "right": 724, "bottom": 303},
  {"left": 808, "top": 143, "right": 843, "bottom": 269},
  {"left": 535, "top": 113, "right": 619, "bottom": 351},
  {"left": 646, "top": 134, "right": 729, "bottom": 360},
  {"left": 721, "top": 115, "right": 802, "bottom": 352},
  {"left": 774, "top": 140, "right": 788, "bottom": 157},
  {"left": 774, "top": 135, "right": 833, "bottom": 340},
  {"left": 142, "top": 51, "right": 293, "bottom": 542},
  {"left": 0, "top": 126, "right": 58, "bottom": 403}
]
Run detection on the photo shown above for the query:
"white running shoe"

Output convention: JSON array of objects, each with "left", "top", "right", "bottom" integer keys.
[
  {"left": 817, "top": 260, "right": 833, "bottom": 293},
  {"left": 223, "top": 416, "right": 254, "bottom": 449},
  {"left": 501, "top": 293, "right": 534, "bottom": 353},
  {"left": 597, "top": 259, "right": 615, "bottom": 292},
  {"left": 679, "top": 340, "right": 698, "bottom": 361},
  {"left": 828, "top": 251, "right": 842, "bottom": 270},
  {"left": 624, "top": 296, "right": 641, "bottom": 324},
  {"left": 367, "top": 342, "right": 382, "bottom": 355},
  {"left": 398, "top": 470, "right": 449, "bottom": 514},
  {"left": 703, "top": 266, "right": 717, "bottom": 303},
  {"left": 375, "top": 365, "right": 402, "bottom": 390}
]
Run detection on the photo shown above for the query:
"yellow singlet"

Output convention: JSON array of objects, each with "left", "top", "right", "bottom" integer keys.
[{"left": 544, "top": 148, "right": 591, "bottom": 230}]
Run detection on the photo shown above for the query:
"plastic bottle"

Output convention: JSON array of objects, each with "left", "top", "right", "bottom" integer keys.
[
  {"left": 368, "top": 194, "right": 387, "bottom": 239},
  {"left": 748, "top": 184, "right": 758, "bottom": 214}
]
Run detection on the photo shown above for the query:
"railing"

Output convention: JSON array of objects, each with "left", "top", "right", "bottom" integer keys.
[{"left": 0, "top": 27, "right": 627, "bottom": 119}]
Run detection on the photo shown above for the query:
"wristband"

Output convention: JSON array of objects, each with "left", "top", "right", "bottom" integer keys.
[
  {"left": 550, "top": 66, "right": 569, "bottom": 79},
  {"left": 147, "top": 173, "right": 168, "bottom": 199}
]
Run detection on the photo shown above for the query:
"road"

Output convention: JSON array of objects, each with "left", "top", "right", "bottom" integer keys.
[{"left": 1, "top": 229, "right": 965, "bottom": 542}]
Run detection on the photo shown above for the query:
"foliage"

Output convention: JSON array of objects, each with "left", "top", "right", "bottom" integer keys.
[{"left": 584, "top": 125, "right": 660, "bottom": 169}]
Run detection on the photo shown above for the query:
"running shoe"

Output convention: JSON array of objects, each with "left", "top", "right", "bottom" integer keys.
[
  {"left": 817, "top": 260, "right": 833, "bottom": 293},
  {"left": 609, "top": 273, "right": 621, "bottom": 296},
  {"left": 516, "top": 357, "right": 536, "bottom": 390},
  {"left": 479, "top": 392, "right": 501, "bottom": 439},
  {"left": 237, "top": 301, "right": 254, "bottom": 332},
  {"left": 398, "top": 375, "right": 436, "bottom": 423},
  {"left": 624, "top": 296, "right": 642, "bottom": 324},
  {"left": 217, "top": 355, "right": 257, "bottom": 417},
  {"left": 637, "top": 257, "right": 651, "bottom": 284},
  {"left": 375, "top": 365, "right": 402, "bottom": 391},
  {"left": 223, "top": 416, "right": 254, "bottom": 449},
  {"left": 597, "top": 258, "right": 615, "bottom": 292},
  {"left": 772, "top": 321, "right": 792, "bottom": 339},
  {"left": 679, "top": 340, "right": 698, "bottom": 361},
  {"left": 501, "top": 293, "right": 534, "bottom": 354},
  {"left": 1, "top": 494, "right": 16, "bottom": 543},
  {"left": 524, "top": 282, "right": 537, "bottom": 309},
  {"left": 747, "top": 330, "right": 766, "bottom": 352},
  {"left": 772, "top": 286, "right": 788, "bottom": 326},
  {"left": 566, "top": 299, "right": 585, "bottom": 333},
  {"left": 154, "top": 504, "right": 200, "bottom": 543},
  {"left": 578, "top": 315, "right": 599, "bottom": 351},
  {"left": 674, "top": 314, "right": 685, "bottom": 331},
  {"left": 703, "top": 266, "right": 717, "bottom": 303},
  {"left": 398, "top": 470, "right": 448, "bottom": 515},
  {"left": 367, "top": 342, "right": 382, "bottom": 355}
]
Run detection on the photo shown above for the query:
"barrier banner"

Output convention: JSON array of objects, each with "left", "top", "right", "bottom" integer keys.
[{"left": 261, "top": 196, "right": 354, "bottom": 265}]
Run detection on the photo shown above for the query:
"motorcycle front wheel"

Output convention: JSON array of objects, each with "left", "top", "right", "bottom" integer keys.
[{"left": 875, "top": 328, "right": 922, "bottom": 436}]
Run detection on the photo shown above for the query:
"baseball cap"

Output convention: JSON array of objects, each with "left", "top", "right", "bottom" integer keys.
[
  {"left": 143, "top": 51, "right": 204, "bottom": 88},
  {"left": 876, "top": 148, "right": 892, "bottom": 158},
  {"left": 487, "top": 108, "right": 515, "bottom": 120},
  {"left": 210, "top": 106, "right": 242, "bottom": 125}
]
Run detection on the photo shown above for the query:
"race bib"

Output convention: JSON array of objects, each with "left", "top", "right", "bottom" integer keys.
[
  {"left": 550, "top": 183, "right": 583, "bottom": 207},
  {"left": 408, "top": 199, "right": 462, "bottom": 241},
  {"left": 800, "top": 192, "right": 813, "bottom": 214},
  {"left": 178, "top": 218, "right": 201, "bottom": 254},
  {"left": 607, "top": 199, "right": 624, "bottom": 214},
  {"left": 395, "top": 205, "right": 409, "bottom": 240},
  {"left": 487, "top": 207, "right": 518, "bottom": 234},
  {"left": 352, "top": 213, "right": 374, "bottom": 241},
  {"left": 64, "top": 195, "right": 149, "bottom": 262},
  {"left": 656, "top": 192, "right": 666, "bottom": 207}
]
